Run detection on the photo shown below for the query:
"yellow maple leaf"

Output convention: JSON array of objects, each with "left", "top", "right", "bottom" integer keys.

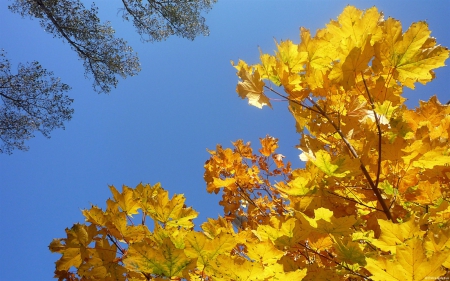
[
  {"left": 232, "top": 60, "right": 272, "bottom": 109},
  {"left": 212, "top": 177, "right": 237, "bottom": 191},
  {"left": 124, "top": 237, "right": 194, "bottom": 278},
  {"left": 325, "top": 6, "right": 383, "bottom": 88},
  {"left": 52, "top": 223, "right": 99, "bottom": 271},
  {"left": 200, "top": 216, "right": 235, "bottom": 239},
  {"left": 413, "top": 147, "right": 450, "bottom": 169},
  {"left": 246, "top": 240, "right": 284, "bottom": 265},
  {"left": 373, "top": 100, "right": 398, "bottom": 125},
  {"left": 299, "top": 207, "right": 356, "bottom": 236},
  {"left": 298, "top": 26, "right": 334, "bottom": 72},
  {"left": 259, "top": 135, "right": 278, "bottom": 157},
  {"left": 133, "top": 182, "right": 160, "bottom": 209},
  {"left": 402, "top": 96, "right": 450, "bottom": 143},
  {"left": 49, "top": 239, "right": 65, "bottom": 254},
  {"left": 211, "top": 255, "right": 266, "bottom": 281},
  {"left": 374, "top": 19, "right": 449, "bottom": 88},
  {"left": 254, "top": 217, "right": 308, "bottom": 248},
  {"left": 77, "top": 237, "right": 126, "bottom": 280},
  {"left": 140, "top": 186, "right": 198, "bottom": 228},
  {"left": 328, "top": 36, "right": 374, "bottom": 89},
  {"left": 274, "top": 39, "right": 308, "bottom": 74},
  {"left": 122, "top": 225, "right": 151, "bottom": 244},
  {"left": 82, "top": 205, "right": 107, "bottom": 227},
  {"left": 55, "top": 248, "right": 83, "bottom": 272},
  {"left": 405, "top": 181, "right": 443, "bottom": 205},
  {"left": 276, "top": 168, "right": 317, "bottom": 196},
  {"left": 334, "top": 238, "right": 366, "bottom": 266},
  {"left": 104, "top": 198, "right": 127, "bottom": 240},
  {"left": 184, "top": 230, "right": 236, "bottom": 272},
  {"left": 232, "top": 139, "right": 254, "bottom": 159},
  {"left": 366, "top": 237, "right": 448, "bottom": 281},
  {"left": 326, "top": 6, "right": 383, "bottom": 49},
  {"left": 256, "top": 52, "right": 279, "bottom": 85},
  {"left": 371, "top": 219, "right": 425, "bottom": 254},
  {"left": 301, "top": 149, "right": 356, "bottom": 178},
  {"left": 308, "top": 232, "right": 333, "bottom": 251},
  {"left": 109, "top": 185, "right": 140, "bottom": 216}
]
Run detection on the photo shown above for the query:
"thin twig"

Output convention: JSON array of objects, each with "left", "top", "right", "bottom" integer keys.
[
  {"left": 298, "top": 241, "right": 372, "bottom": 280},
  {"left": 107, "top": 234, "right": 126, "bottom": 255},
  {"left": 264, "top": 86, "right": 321, "bottom": 114},
  {"left": 327, "top": 190, "right": 384, "bottom": 212},
  {"left": 126, "top": 214, "right": 135, "bottom": 226},
  {"left": 237, "top": 185, "right": 268, "bottom": 217}
]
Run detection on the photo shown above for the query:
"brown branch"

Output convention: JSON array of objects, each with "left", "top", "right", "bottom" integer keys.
[
  {"left": 361, "top": 74, "right": 382, "bottom": 191},
  {"left": 33, "top": 0, "right": 103, "bottom": 86},
  {"left": 142, "top": 273, "right": 151, "bottom": 281},
  {"left": 33, "top": 0, "right": 90, "bottom": 58},
  {"left": 0, "top": 91, "right": 21, "bottom": 103},
  {"left": 306, "top": 96, "right": 392, "bottom": 221},
  {"left": 121, "top": 0, "right": 146, "bottom": 28},
  {"left": 107, "top": 234, "right": 126, "bottom": 255},
  {"left": 262, "top": 83, "right": 393, "bottom": 220}
]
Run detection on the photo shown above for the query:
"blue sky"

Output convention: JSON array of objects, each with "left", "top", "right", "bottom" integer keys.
[{"left": 1, "top": 0, "right": 449, "bottom": 280}]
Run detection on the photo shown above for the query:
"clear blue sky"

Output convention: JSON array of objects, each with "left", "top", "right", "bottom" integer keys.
[{"left": 1, "top": 1, "right": 449, "bottom": 280}]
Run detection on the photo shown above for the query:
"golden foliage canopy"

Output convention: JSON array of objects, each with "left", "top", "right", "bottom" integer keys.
[{"left": 51, "top": 5, "right": 449, "bottom": 281}]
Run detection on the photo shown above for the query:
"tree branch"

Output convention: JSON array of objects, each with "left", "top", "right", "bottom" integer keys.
[
  {"left": 0, "top": 91, "right": 21, "bottom": 103},
  {"left": 361, "top": 74, "right": 383, "bottom": 192},
  {"left": 306, "top": 96, "right": 392, "bottom": 221},
  {"left": 147, "top": 0, "right": 186, "bottom": 36},
  {"left": 32, "top": 0, "right": 107, "bottom": 89},
  {"left": 33, "top": 0, "right": 90, "bottom": 58},
  {"left": 262, "top": 83, "right": 393, "bottom": 220}
]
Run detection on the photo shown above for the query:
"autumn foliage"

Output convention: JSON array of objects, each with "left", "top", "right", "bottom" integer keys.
[{"left": 50, "top": 6, "right": 450, "bottom": 280}]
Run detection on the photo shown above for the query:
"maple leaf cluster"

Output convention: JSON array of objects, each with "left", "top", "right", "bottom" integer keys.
[{"left": 51, "top": 5, "right": 450, "bottom": 281}]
